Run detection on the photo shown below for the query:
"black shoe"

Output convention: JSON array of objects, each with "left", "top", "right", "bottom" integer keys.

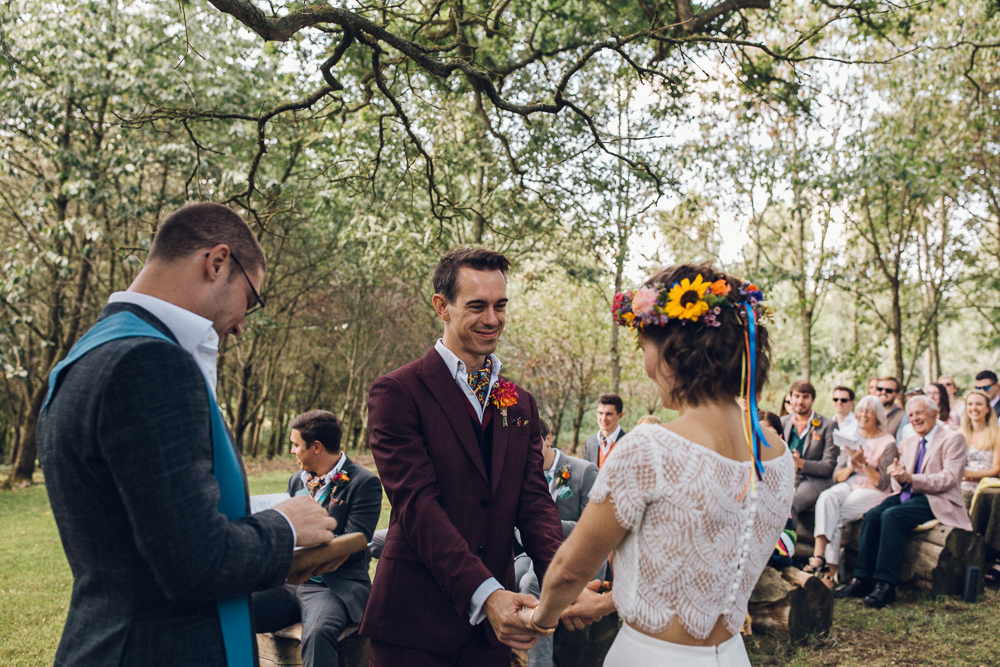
[
  {"left": 863, "top": 582, "right": 896, "bottom": 609},
  {"left": 833, "top": 577, "right": 874, "bottom": 599}
]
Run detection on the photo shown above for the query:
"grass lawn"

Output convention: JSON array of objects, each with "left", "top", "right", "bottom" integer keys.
[{"left": 2, "top": 458, "right": 998, "bottom": 666}]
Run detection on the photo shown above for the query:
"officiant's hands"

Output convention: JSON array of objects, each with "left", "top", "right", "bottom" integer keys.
[
  {"left": 484, "top": 590, "right": 541, "bottom": 649},
  {"left": 274, "top": 496, "right": 339, "bottom": 547}
]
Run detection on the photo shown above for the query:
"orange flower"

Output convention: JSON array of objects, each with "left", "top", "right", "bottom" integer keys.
[
  {"left": 710, "top": 279, "right": 731, "bottom": 295},
  {"left": 560, "top": 469, "right": 570, "bottom": 480}
]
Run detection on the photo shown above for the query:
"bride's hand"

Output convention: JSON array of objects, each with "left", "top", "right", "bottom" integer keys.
[{"left": 518, "top": 605, "right": 556, "bottom": 637}]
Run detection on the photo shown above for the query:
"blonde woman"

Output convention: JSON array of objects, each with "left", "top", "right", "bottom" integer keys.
[
  {"left": 963, "top": 390, "right": 1000, "bottom": 583},
  {"left": 961, "top": 390, "right": 1000, "bottom": 504},
  {"left": 635, "top": 414, "right": 662, "bottom": 426},
  {"left": 805, "top": 396, "right": 897, "bottom": 588}
]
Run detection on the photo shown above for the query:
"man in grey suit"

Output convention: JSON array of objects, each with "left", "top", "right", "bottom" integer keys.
[
  {"left": 253, "top": 410, "right": 382, "bottom": 667},
  {"left": 582, "top": 394, "right": 626, "bottom": 469},
  {"left": 781, "top": 380, "right": 839, "bottom": 531},
  {"left": 974, "top": 370, "right": 1000, "bottom": 418},
  {"left": 517, "top": 419, "right": 600, "bottom": 667},
  {"left": 37, "top": 203, "right": 340, "bottom": 667}
]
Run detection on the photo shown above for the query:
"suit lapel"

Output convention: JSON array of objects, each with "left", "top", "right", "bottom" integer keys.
[
  {"left": 417, "top": 349, "right": 489, "bottom": 483},
  {"left": 490, "top": 405, "right": 508, "bottom": 495}
]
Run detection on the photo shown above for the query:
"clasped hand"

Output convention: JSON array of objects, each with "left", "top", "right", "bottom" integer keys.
[
  {"left": 484, "top": 582, "right": 611, "bottom": 650},
  {"left": 887, "top": 457, "right": 911, "bottom": 486}
]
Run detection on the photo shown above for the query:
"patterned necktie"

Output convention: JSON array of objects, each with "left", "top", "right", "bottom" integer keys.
[
  {"left": 304, "top": 471, "right": 327, "bottom": 497},
  {"left": 468, "top": 357, "right": 493, "bottom": 407},
  {"left": 900, "top": 437, "right": 927, "bottom": 503}
]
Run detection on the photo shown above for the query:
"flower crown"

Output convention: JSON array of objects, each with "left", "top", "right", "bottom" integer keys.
[{"left": 612, "top": 274, "right": 768, "bottom": 330}]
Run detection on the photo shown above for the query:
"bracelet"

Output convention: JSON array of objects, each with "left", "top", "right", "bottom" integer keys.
[{"left": 530, "top": 609, "right": 557, "bottom": 635}]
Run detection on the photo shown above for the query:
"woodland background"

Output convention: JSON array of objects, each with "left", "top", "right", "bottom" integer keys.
[{"left": 2, "top": 0, "right": 1000, "bottom": 487}]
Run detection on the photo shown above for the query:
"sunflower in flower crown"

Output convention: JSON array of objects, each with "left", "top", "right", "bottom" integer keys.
[{"left": 664, "top": 275, "right": 710, "bottom": 321}]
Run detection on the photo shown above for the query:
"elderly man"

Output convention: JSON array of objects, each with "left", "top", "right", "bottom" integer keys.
[
  {"left": 834, "top": 395, "right": 972, "bottom": 608},
  {"left": 781, "top": 381, "right": 839, "bottom": 529}
]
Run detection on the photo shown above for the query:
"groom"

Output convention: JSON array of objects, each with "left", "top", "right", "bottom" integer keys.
[{"left": 361, "top": 248, "right": 565, "bottom": 666}]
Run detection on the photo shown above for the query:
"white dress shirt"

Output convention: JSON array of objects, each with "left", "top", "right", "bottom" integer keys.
[
  {"left": 433, "top": 339, "right": 505, "bottom": 625},
  {"left": 108, "top": 292, "right": 220, "bottom": 396},
  {"left": 835, "top": 412, "right": 859, "bottom": 440},
  {"left": 545, "top": 449, "right": 563, "bottom": 496}
]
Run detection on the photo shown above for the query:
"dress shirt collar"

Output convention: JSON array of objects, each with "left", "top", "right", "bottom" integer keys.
[
  {"left": 598, "top": 425, "right": 622, "bottom": 444},
  {"left": 545, "top": 449, "right": 562, "bottom": 493},
  {"left": 434, "top": 338, "right": 502, "bottom": 380},
  {"left": 992, "top": 395, "right": 999, "bottom": 409},
  {"left": 920, "top": 424, "right": 940, "bottom": 447},
  {"left": 299, "top": 452, "right": 346, "bottom": 489},
  {"left": 108, "top": 291, "right": 220, "bottom": 393}
]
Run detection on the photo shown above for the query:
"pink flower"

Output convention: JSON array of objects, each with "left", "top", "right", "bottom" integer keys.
[{"left": 630, "top": 286, "right": 659, "bottom": 316}]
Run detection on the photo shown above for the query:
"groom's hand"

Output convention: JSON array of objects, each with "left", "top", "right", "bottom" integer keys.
[
  {"left": 483, "top": 590, "right": 539, "bottom": 650},
  {"left": 274, "top": 496, "right": 338, "bottom": 547},
  {"left": 560, "top": 580, "right": 613, "bottom": 630}
]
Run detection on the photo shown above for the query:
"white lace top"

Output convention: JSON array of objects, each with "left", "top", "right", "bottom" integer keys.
[{"left": 589, "top": 424, "right": 795, "bottom": 639}]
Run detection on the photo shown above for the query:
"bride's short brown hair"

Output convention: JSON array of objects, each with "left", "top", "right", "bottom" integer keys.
[{"left": 639, "top": 263, "right": 770, "bottom": 407}]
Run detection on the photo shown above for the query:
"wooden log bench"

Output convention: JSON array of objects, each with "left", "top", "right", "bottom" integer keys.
[
  {"left": 748, "top": 566, "right": 833, "bottom": 641},
  {"left": 256, "top": 623, "right": 368, "bottom": 667}
]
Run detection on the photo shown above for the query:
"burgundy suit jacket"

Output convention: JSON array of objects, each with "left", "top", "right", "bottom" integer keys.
[{"left": 360, "top": 347, "right": 564, "bottom": 652}]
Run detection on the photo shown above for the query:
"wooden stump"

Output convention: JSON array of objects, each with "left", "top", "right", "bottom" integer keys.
[
  {"left": 748, "top": 566, "right": 833, "bottom": 642},
  {"left": 841, "top": 524, "right": 986, "bottom": 596},
  {"left": 256, "top": 623, "right": 368, "bottom": 667}
]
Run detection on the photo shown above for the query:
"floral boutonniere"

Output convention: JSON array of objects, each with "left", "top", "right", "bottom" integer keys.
[
  {"left": 554, "top": 465, "right": 571, "bottom": 488},
  {"left": 811, "top": 418, "right": 821, "bottom": 429},
  {"left": 332, "top": 471, "right": 350, "bottom": 488},
  {"left": 489, "top": 378, "right": 519, "bottom": 427}
]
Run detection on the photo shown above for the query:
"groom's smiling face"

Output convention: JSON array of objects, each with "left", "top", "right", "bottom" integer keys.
[{"left": 437, "top": 267, "right": 508, "bottom": 367}]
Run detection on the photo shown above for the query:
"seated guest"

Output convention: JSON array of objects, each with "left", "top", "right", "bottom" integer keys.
[
  {"left": 963, "top": 390, "right": 1000, "bottom": 583},
  {"left": 868, "top": 377, "right": 879, "bottom": 396},
  {"left": 876, "top": 377, "right": 908, "bottom": 440},
  {"left": 975, "top": 370, "right": 1000, "bottom": 418},
  {"left": 834, "top": 395, "right": 972, "bottom": 608},
  {"left": 924, "top": 383, "right": 952, "bottom": 427},
  {"left": 516, "top": 419, "right": 599, "bottom": 667},
  {"left": 779, "top": 393, "right": 792, "bottom": 418},
  {"left": 253, "top": 411, "right": 383, "bottom": 667},
  {"left": 805, "top": 396, "right": 896, "bottom": 588},
  {"left": 961, "top": 390, "right": 1000, "bottom": 505},
  {"left": 781, "top": 381, "right": 839, "bottom": 529},
  {"left": 584, "top": 394, "right": 627, "bottom": 468},
  {"left": 938, "top": 375, "right": 963, "bottom": 427},
  {"left": 832, "top": 386, "right": 859, "bottom": 440},
  {"left": 636, "top": 414, "right": 662, "bottom": 426}
]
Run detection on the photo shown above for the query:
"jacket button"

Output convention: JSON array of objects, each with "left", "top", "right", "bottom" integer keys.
[
  {"left": 477, "top": 545, "right": 486, "bottom": 556},
  {"left": 480, "top": 499, "right": 489, "bottom": 508}
]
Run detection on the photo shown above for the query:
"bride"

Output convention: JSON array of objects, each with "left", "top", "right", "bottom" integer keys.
[{"left": 520, "top": 264, "right": 794, "bottom": 665}]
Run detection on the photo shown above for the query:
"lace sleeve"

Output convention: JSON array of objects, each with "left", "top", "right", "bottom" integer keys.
[{"left": 588, "top": 430, "right": 660, "bottom": 530}]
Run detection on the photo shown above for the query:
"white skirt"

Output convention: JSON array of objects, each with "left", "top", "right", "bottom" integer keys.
[{"left": 604, "top": 623, "right": 751, "bottom": 666}]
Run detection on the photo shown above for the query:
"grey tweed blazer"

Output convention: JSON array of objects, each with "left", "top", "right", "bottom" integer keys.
[{"left": 37, "top": 303, "right": 294, "bottom": 667}]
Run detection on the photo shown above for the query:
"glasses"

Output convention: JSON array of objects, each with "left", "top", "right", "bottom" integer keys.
[
  {"left": 832, "top": 397, "right": 852, "bottom": 403},
  {"left": 230, "top": 253, "right": 265, "bottom": 316},
  {"left": 976, "top": 385, "right": 994, "bottom": 392},
  {"left": 875, "top": 387, "right": 897, "bottom": 394}
]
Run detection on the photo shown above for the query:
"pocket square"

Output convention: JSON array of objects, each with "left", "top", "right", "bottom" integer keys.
[{"left": 557, "top": 486, "right": 574, "bottom": 500}]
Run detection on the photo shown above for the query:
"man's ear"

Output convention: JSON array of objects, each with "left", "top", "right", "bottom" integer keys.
[
  {"left": 432, "top": 294, "right": 451, "bottom": 321},
  {"left": 311, "top": 441, "right": 324, "bottom": 454},
  {"left": 204, "top": 244, "right": 231, "bottom": 282}
]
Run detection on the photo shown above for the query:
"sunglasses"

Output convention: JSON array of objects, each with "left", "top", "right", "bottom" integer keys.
[
  {"left": 875, "top": 387, "right": 898, "bottom": 394},
  {"left": 832, "top": 397, "right": 852, "bottom": 403},
  {"left": 976, "top": 385, "right": 994, "bottom": 392}
]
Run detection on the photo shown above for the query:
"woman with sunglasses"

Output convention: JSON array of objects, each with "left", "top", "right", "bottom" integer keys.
[{"left": 520, "top": 265, "right": 793, "bottom": 666}]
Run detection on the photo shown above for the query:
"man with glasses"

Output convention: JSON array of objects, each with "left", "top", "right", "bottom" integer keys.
[
  {"left": 832, "top": 386, "right": 859, "bottom": 439},
  {"left": 875, "top": 377, "right": 907, "bottom": 441},
  {"left": 37, "top": 203, "right": 342, "bottom": 667},
  {"left": 974, "top": 371, "right": 1000, "bottom": 418}
]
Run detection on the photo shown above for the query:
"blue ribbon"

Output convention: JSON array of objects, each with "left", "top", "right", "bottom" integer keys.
[{"left": 744, "top": 303, "right": 771, "bottom": 478}]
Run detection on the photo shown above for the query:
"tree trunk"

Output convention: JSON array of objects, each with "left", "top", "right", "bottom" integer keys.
[
  {"left": 890, "top": 279, "right": 904, "bottom": 387},
  {"left": 571, "top": 395, "right": 587, "bottom": 454}
]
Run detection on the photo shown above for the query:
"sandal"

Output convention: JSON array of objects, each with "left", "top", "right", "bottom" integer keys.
[
  {"left": 984, "top": 564, "right": 1000, "bottom": 585},
  {"left": 820, "top": 574, "right": 836, "bottom": 590},
  {"left": 803, "top": 556, "right": 827, "bottom": 575}
]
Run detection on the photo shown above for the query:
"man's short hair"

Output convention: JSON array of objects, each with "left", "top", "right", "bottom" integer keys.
[
  {"left": 432, "top": 248, "right": 511, "bottom": 303},
  {"left": 976, "top": 370, "right": 999, "bottom": 384},
  {"left": 906, "top": 395, "right": 938, "bottom": 413},
  {"left": 878, "top": 376, "right": 902, "bottom": 392},
  {"left": 289, "top": 410, "right": 343, "bottom": 453},
  {"left": 598, "top": 393, "right": 624, "bottom": 414},
  {"left": 832, "top": 386, "right": 855, "bottom": 401},
  {"left": 789, "top": 381, "right": 816, "bottom": 399},
  {"left": 148, "top": 203, "right": 266, "bottom": 274},
  {"left": 539, "top": 418, "right": 551, "bottom": 440}
]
